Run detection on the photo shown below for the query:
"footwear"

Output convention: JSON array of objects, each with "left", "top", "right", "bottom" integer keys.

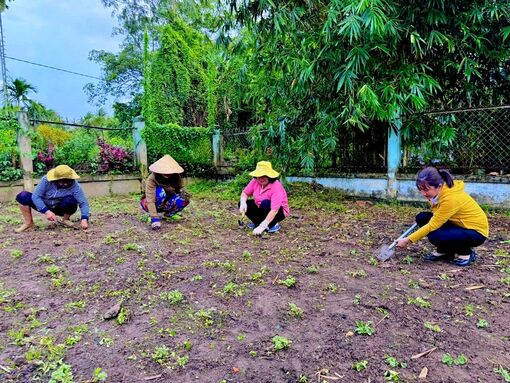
[
  {"left": 425, "top": 251, "right": 454, "bottom": 261},
  {"left": 14, "top": 222, "right": 35, "bottom": 233},
  {"left": 163, "top": 212, "right": 181, "bottom": 220},
  {"left": 453, "top": 250, "right": 477, "bottom": 267},
  {"left": 246, "top": 222, "right": 256, "bottom": 229},
  {"left": 267, "top": 223, "right": 281, "bottom": 233}
]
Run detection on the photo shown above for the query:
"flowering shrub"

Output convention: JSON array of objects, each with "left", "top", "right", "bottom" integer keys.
[
  {"left": 36, "top": 144, "right": 55, "bottom": 171},
  {"left": 97, "top": 139, "right": 134, "bottom": 173},
  {"left": 38, "top": 124, "right": 71, "bottom": 146}
]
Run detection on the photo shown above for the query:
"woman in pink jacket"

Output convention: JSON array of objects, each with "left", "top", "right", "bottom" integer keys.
[{"left": 239, "top": 161, "right": 289, "bottom": 235}]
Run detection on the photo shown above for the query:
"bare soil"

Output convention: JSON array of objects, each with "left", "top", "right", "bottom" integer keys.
[{"left": 1, "top": 183, "right": 509, "bottom": 383}]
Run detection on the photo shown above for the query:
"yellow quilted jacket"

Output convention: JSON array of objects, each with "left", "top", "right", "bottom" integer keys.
[{"left": 408, "top": 180, "right": 489, "bottom": 243}]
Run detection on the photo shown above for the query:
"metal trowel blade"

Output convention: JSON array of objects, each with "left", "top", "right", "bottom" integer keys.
[{"left": 376, "top": 244, "right": 395, "bottom": 261}]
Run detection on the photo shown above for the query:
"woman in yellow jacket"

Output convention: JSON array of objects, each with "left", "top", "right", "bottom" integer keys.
[{"left": 397, "top": 167, "right": 488, "bottom": 267}]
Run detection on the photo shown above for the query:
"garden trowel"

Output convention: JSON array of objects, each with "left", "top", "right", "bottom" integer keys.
[
  {"left": 376, "top": 223, "right": 418, "bottom": 261},
  {"left": 238, "top": 211, "right": 246, "bottom": 228}
]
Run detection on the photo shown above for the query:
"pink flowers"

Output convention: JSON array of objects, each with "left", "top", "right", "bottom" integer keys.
[{"left": 37, "top": 144, "right": 55, "bottom": 170}]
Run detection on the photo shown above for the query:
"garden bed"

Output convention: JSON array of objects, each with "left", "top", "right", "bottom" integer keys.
[{"left": 0, "top": 183, "right": 509, "bottom": 382}]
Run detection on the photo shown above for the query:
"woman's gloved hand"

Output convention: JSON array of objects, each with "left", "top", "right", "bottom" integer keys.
[
  {"left": 151, "top": 217, "right": 161, "bottom": 230},
  {"left": 253, "top": 220, "right": 269, "bottom": 235},
  {"left": 239, "top": 198, "right": 247, "bottom": 214}
]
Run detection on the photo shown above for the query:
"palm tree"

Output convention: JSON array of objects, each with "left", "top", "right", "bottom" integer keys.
[{"left": 7, "top": 77, "right": 37, "bottom": 108}]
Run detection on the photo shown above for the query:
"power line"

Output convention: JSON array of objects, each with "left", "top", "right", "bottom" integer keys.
[
  {"left": 5, "top": 55, "right": 102, "bottom": 80},
  {"left": 31, "top": 118, "right": 132, "bottom": 131}
]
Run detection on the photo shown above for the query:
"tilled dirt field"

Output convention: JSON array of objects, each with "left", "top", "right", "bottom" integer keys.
[{"left": 1, "top": 183, "right": 509, "bottom": 383}]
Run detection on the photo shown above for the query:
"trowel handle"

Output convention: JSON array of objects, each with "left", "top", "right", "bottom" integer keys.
[{"left": 388, "top": 223, "right": 419, "bottom": 251}]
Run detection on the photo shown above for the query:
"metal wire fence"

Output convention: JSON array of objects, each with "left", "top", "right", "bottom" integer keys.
[
  {"left": 403, "top": 105, "right": 510, "bottom": 174},
  {"left": 222, "top": 127, "right": 254, "bottom": 165},
  {"left": 218, "top": 105, "right": 510, "bottom": 175}
]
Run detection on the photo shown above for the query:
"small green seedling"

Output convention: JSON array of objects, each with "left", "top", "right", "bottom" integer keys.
[
  {"left": 162, "top": 290, "right": 184, "bottom": 305},
  {"left": 278, "top": 276, "right": 296, "bottom": 288},
  {"left": 288, "top": 303, "right": 304, "bottom": 318},
  {"left": 353, "top": 360, "right": 368, "bottom": 372},
  {"left": 407, "top": 296, "right": 431, "bottom": 309},
  {"left": 347, "top": 269, "right": 367, "bottom": 278},
  {"left": 402, "top": 255, "right": 414, "bottom": 264},
  {"left": 326, "top": 283, "right": 338, "bottom": 293},
  {"left": 46, "top": 265, "right": 61, "bottom": 276},
  {"left": 355, "top": 320, "right": 374, "bottom": 336},
  {"left": 272, "top": 335, "right": 292, "bottom": 351},
  {"left": 384, "top": 370, "right": 400, "bottom": 382},
  {"left": 116, "top": 307, "right": 129, "bottom": 325},
  {"left": 442, "top": 353, "right": 468, "bottom": 366},
  {"left": 92, "top": 367, "right": 108, "bottom": 382},
  {"left": 49, "top": 362, "right": 74, "bottom": 383},
  {"left": 242, "top": 250, "right": 252, "bottom": 261},
  {"left": 182, "top": 339, "right": 192, "bottom": 350},
  {"left": 464, "top": 304, "right": 475, "bottom": 317},
  {"left": 10, "top": 249, "right": 23, "bottom": 259},
  {"left": 223, "top": 282, "right": 247, "bottom": 297},
  {"left": 152, "top": 345, "right": 171, "bottom": 365},
  {"left": 494, "top": 365, "right": 510, "bottom": 382},
  {"left": 384, "top": 355, "right": 407, "bottom": 368},
  {"left": 476, "top": 318, "right": 489, "bottom": 328},
  {"left": 236, "top": 333, "right": 246, "bottom": 341},
  {"left": 424, "top": 321, "right": 442, "bottom": 333},
  {"left": 99, "top": 336, "right": 114, "bottom": 347},
  {"left": 123, "top": 243, "right": 139, "bottom": 251}
]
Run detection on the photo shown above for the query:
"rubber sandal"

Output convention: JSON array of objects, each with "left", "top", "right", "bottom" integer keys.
[
  {"left": 453, "top": 250, "right": 477, "bottom": 267},
  {"left": 425, "top": 252, "right": 452, "bottom": 261}
]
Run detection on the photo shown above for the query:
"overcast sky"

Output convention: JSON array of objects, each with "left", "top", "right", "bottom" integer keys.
[{"left": 2, "top": 0, "right": 122, "bottom": 120}]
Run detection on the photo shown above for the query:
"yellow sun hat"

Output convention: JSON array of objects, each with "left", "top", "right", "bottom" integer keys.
[
  {"left": 249, "top": 161, "right": 280, "bottom": 178},
  {"left": 149, "top": 155, "right": 184, "bottom": 174},
  {"left": 47, "top": 165, "right": 80, "bottom": 181}
]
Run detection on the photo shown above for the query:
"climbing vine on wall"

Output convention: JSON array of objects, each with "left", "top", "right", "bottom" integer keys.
[
  {"left": 142, "top": 123, "right": 213, "bottom": 171},
  {"left": 143, "top": 12, "right": 214, "bottom": 128}
]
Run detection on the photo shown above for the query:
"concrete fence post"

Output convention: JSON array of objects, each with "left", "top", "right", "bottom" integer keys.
[
  {"left": 212, "top": 129, "right": 223, "bottom": 169},
  {"left": 16, "top": 110, "right": 34, "bottom": 191},
  {"left": 387, "top": 115, "right": 402, "bottom": 198},
  {"left": 132, "top": 116, "right": 148, "bottom": 179}
]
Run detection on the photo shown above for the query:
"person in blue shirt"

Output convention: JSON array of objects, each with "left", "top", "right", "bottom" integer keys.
[{"left": 14, "top": 165, "right": 90, "bottom": 232}]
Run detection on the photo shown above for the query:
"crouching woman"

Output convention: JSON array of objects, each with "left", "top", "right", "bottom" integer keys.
[
  {"left": 14, "top": 165, "right": 90, "bottom": 232},
  {"left": 396, "top": 166, "right": 488, "bottom": 266},
  {"left": 140, "top": 155, "right": 190, "bottom": 230},
  {"left": 239, "top": 161, "right": 289, "bottom": 235}
]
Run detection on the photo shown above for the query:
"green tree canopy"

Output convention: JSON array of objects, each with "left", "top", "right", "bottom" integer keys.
[
  {"left": 143, "top": 12, "right": 212, "bottom": 127},
  {"left": 225, "top": 0, "right": 510, "bottom": 170}
]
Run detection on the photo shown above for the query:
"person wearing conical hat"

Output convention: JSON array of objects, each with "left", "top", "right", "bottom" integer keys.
[
  {"left": 239, "top": 161, "right": 289, "bottom": 235},
  {"left": 140, "top": 155, "right": 190, "bottom": 230},
  {"left": 14, "top": 165, "right": 90, "bottom": 232}
]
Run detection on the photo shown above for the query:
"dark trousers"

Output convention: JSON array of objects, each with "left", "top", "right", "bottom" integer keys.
[
  {"left": 16, "top": 191, "right": 78, "bottom": 217},
  {"left": 416, "top": 212, "right": 486, "bottom": 255},
  {"left": 241, "top": 199, "right": 286, "bottom": 228}
]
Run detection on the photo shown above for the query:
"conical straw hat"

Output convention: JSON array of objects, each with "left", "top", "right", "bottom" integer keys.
[{"left": 149, "top": 155, "right": 184, "bottom": 174}]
